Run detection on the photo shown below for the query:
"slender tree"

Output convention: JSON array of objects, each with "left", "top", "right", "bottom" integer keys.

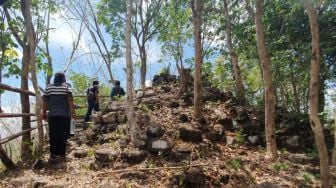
[
  {"left": 4, "top": 0, "right": 53, "bottom": 160},
  {"left": 22, "top": 0, "right": 44, "bottom": 157},
  {"left": 44, "top": 0, "right": 53, "bottom": 85},
  {"left": 191, "top": 0, "right": 203, "bottom": 119},
  {"left": 223, "top": 0, "right": 246, "bottom": 105},
  {"left": 4, "top": 2, "right": 32, "bottom": 161},
  {"left": 64, "top": 0, "right": 116, "bottom": 82},
  {"left": 97, "top": 0, "right": 163, "bottom": 88},
  {"left": 63, "top": 18, "right": 86, "bottom": 73},
  {"left": 300, "top": 0, "right": 331, "bottom": 186},
  {"left": 333, "top": 113, "right": 336, "bottom": 165},
  {"left": 246, "top": 0, "right": 277, "bottom": 160},
  {"left": 157, "top": 0, "right": 192, "bottom": 96},
  {"left": 133, "top": 0, "right": 162, "bottom": 88},
  {"left": 125, "top": 0, "right": 139, "bottom": 146}
]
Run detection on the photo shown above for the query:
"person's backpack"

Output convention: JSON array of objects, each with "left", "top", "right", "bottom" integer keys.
[{"left": 87, "top": 87, "right": 95, "bottom": 101}]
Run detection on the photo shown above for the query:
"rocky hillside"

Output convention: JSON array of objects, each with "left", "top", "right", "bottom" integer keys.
[{"left": 0, "top": 79, "right": 335, "bottom": 187}]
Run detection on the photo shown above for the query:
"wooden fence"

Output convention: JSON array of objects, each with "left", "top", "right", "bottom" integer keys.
[
  {"left": 0, "top": 83, "right": 110, "bottom": 144},
  {"left": 0, "top": 83, "right": 40, "bottom": 145},
  {"left": 0, "top": 83, "right": 111, "bottom": 169},
  {"left": 0, "top": 83, "right": 40, "bottom": 169}
]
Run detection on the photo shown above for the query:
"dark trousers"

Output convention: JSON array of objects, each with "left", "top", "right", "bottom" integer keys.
[
  {"left": 48, "top": 116, "right": 70, "bottom": 156},
  {"left": 84, "top": 101, "right": 99, "bottom": 122}
]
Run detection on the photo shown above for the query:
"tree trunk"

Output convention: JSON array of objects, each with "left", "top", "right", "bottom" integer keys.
[
  {"left": 4, "top": 0, "right": 32, "bottom": 162},
  {"left": 332, "top": 113, "right": 336, "bottom": 165},
  {"left": 178, "top": 68, "right": 190, "bottom": 96},
  {"left": 140, "top": 45, "right": 147, "bottom": 89},
  {"left": 45, "top": 2, "right": 52, "bottom": 85},
  {"left": 106, "top": 60, "right": 114, "bottom": 83},
  {"left": 255, "top": 0, "right": 277, "bottom": 161},
  {"left": 0, "top": 145, "right": 15, "bottom": 170},
  {"left": 126, "top": 0, "right": 140, "bottom": 146},
  {"left": 176, "top": 40, "right": 188, "bottom": 96},
  {"left": 23, "top": 0, "right": 43, "bottom": 158},
  {"left": 302, "top": 1, "right": 331, "bottom": 186},
  {"left": 20, "top": 48, "right": 32, "bottom": 162},
  {"left": 0, "top": 68, "right": 2, "bottom": 113},
  {"left": 46, "top": 55, "right": 52, "bottom": 85},
  {"left": 318, "top": 77, "right": 325, "bottom": 113},
  {"left": 191, "top": 0, "right": 203, "bottom": 119},
  {"left": 223, "top": 0, "right": 246, "bottom": 105},
  {"left": 291, "top": 76, "right": 300, "bottom": 113}
]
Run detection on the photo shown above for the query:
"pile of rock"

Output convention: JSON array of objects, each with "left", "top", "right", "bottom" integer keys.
[
  {"left": 87, "top": 77, "right": 324, "bottom": 159},
  {"left": 152, "top": 73, "right": 177, "bottom": 86},
  {"left": 92, "top": 101, "right": 127, "bottom": 125}
]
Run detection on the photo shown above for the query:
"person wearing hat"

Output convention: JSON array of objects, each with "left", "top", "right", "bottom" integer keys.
[
  {"left": 84, "top": 80, "right": 100, "bottom": 122},
  {"left": 42, "top": 72, "right": 76, "bottom": 163}
]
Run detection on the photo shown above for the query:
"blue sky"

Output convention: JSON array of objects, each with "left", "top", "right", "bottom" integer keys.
[
  {"left": 0, "top": 7, "right": 191, "bottom": 136},
  {"left": 1, "top": 2, "right": 334, "bottom": 116},
  {"left": 1, "top": 9, "right": 196, "bottom": 111}
]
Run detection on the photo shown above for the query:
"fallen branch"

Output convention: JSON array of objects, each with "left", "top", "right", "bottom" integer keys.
[{"left": 97, "top": 162, "right": 212, "bottom": 175}]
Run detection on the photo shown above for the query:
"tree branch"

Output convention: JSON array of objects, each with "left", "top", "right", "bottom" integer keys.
[
  {"left": 245, "top": 0, "right": 255, "bottom": 18},
  {"left": 3, "top": 8, "right": 24, "bottom": 47}
]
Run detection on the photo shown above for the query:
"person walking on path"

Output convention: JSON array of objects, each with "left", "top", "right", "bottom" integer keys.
[
  {"left": 110, "top": 80, "right": 125, "bottom": 100},
  {"left": 84, "top": 80, "right": 100, "bottom": 122},
  {"left": 42, "top": 72, "right": 76, "bottom": 163}
]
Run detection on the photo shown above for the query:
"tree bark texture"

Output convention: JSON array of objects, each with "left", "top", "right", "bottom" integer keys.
[
  {"left": 178, "top": 68, "right": 191, "bottom": 96},
  {"left": 45, "top": 2, "right": 52, "bottom": 85},
  {"left": 302, "top": 0, "right": 331, "bottom": 186},
  {"left": 332, "top": 114, "right": 336, "bottom": 165},
  {"left": 126, "top": 0, "right": 140, "bottom": 146},
  {"left": 0, "top": 68, "right": 2, "bottom": 113},
  {"left": 140, "top": 45, "right": 147, "bottom": 89},
  {"left": 87, "top": 0, "right": 114, "bottom": 82},
  {"left": 223, "top": 0, "right": 246, "bottom": 105},
  {"left": 175, "top": 40, "right": 188, "bottom": 96},
  {"left": 255, "top": 0, "right": 277, "bottom": 161},
  {"left": 191, "top": 0, "right": 203, "bottom": 119},
  {"left": 23, "top": 0, "right": 44, "bottom": 158},
  {"left": 20, "top": 47, "right": 32, "bottom": 162}
]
